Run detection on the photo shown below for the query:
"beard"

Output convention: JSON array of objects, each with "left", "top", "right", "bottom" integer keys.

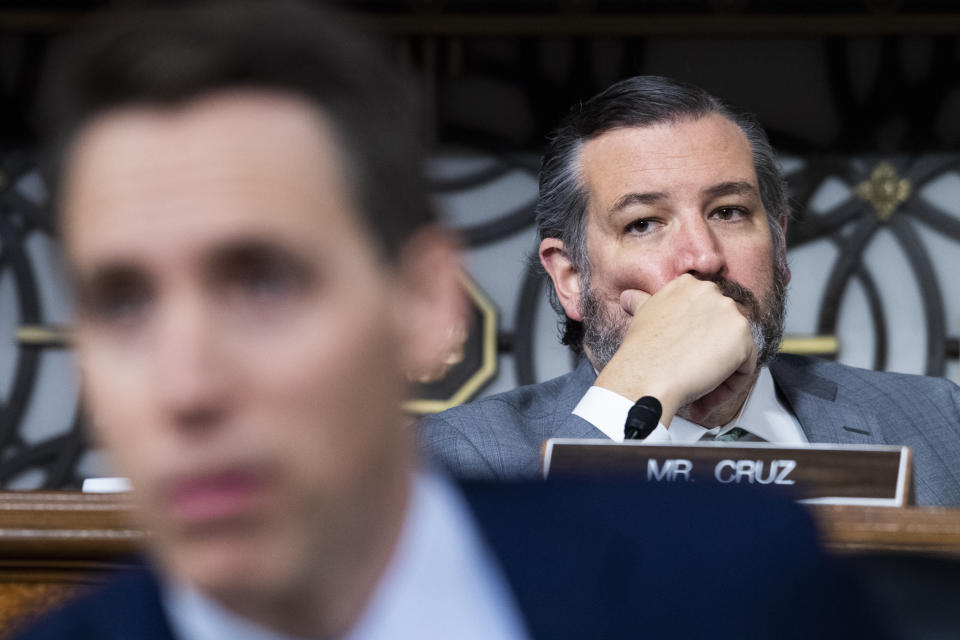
[{"left": 580, "top": 253, "right": 788, "bottom": 373}]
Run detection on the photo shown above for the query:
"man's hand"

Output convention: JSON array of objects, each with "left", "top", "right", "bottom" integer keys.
[{"left": 592, "top": 274, "right": 757, "bottom": 427}]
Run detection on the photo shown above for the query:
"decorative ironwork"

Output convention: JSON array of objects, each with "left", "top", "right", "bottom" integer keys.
[
  {"left": 1, "top": 4, "right": 960, "bottom": 487},
  {"left": 15, "top": 325, "right": 70, "bottom": 347},
  {"left": 855, "top": 162, "right": 911, "bottom": 220},
  {"left": 0, "top": 152, "right": 86, "bottom": 490},
  {"left": 0, "top": 150, "right": 957, "bottom": 485},
  {"left": 786, "top": 155, "right": 960, "bottom": 376}
]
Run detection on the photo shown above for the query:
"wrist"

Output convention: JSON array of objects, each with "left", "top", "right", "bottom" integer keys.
[{"left": 593, "top": 372, "right": 681, "bottom": 427}]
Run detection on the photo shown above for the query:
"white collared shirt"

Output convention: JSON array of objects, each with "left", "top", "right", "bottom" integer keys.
[
  {"left": 164, "top": 474, "right": 529, "bottom": 640},
  {"left": 573, "top": 367, "right": 807, "bottom": 444}
]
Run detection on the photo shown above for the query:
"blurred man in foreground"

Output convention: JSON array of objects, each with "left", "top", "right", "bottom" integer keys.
[
  {"left": 25, "top": 3, "right": 518, "bottom": 638},
  {"left": 19, "top": 4, "right": 872, "bottom": 638},
  {"left": 419, "top": 75, "right": 960, "bottom": 506}
]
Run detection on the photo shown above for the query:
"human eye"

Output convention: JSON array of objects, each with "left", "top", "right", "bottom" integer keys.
[
  {"left": 237, "top": 258, "right": 305, "bottom": 300},
  {"left": 77, "top": 271, "right": 153, "bottom": 328},
  {"left": 624, "top": 218, "right": 659, "bottom": 236},
  {"left": 220, "top": 244, "right": 311, "bottom": 306},
  {"left": 710, "top": 206, "right": 749, "bottom": 222}
]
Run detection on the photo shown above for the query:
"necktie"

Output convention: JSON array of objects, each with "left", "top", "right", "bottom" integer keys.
[{"left": 715, "top": 426, "right": 750, "bottom": 442}]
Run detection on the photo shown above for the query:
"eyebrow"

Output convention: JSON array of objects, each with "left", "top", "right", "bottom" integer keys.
[
  {"left": 609, "top": 191, "right": 668, "bottom": 214},
  {"left": 608, "top": 181, "right": 759, "bottom": 216},
  {"left": 71, "top": 261, "right": 148, "bottom": 311},
  {"left": 206, "top": 238, "right": 315, "bottom": 283},
  {"left": 73, "top": 236, "right": 314, "bottom": 292},
  {"left": 702, "top": 181, "right": 759, "bottom": 200}
]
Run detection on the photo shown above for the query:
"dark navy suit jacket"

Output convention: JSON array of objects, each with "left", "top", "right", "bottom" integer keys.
[{"left": 16, "top": 478, "right": 876, "bottom": 640}]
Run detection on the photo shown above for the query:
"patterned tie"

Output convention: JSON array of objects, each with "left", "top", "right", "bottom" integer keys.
[{"left": 715, "top": 427, "right": 750, "bottom": 442}]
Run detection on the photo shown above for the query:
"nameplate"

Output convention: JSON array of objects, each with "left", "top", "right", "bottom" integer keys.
[{"left": 542, "top": 440, "right": 913, "bottom": 507}]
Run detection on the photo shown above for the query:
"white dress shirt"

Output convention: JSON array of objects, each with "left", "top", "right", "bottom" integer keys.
[
  {"left": 573, "top": 367, "right": 807, "bottom": 444},
  {"left": 164, "top": 474, "right": 530, "bottom": 640}
]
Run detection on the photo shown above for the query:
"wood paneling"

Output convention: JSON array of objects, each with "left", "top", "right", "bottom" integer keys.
[{"left": 4, "top": 491, "right": 960, "bottom": 636}]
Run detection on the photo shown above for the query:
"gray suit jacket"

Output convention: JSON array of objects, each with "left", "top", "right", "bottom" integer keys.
[{"left": 417, "top": 354, "right": 960, "bottom": 506}]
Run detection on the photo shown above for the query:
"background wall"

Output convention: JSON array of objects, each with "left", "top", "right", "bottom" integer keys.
[{"left": 0, "top": 0, "right": 958, "bottom": 487}]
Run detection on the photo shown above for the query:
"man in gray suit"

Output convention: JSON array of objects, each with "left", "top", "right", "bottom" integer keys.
[{"left": 418, "top": 75, "right": 960, "bottom": 507}]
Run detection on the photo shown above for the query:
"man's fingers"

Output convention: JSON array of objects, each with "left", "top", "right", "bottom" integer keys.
[{"left": 619, "top": 289, "right": 651, "bottom": 315}]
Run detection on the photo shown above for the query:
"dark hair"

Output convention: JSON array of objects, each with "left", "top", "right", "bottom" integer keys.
[
  {"left": 40, "top": 0, "right": 432, "bottom": 261},
  {"left": 535, "top": 75, "right": 789, "bottom": 353}
]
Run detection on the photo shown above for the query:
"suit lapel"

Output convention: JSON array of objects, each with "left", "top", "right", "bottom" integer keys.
[
  {"left": 546, "top": 359, "right": 607, "bottom": 440},
  {"left": 771, "top": 356, "right": 885, "bottom": 445}
]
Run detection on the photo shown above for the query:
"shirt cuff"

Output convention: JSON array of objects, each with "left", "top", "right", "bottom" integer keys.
[{"left": 572, "top": 386, "right": 668, "bottom": 443}]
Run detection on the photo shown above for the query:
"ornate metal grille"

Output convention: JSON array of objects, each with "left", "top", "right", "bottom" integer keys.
[{"left": 1, "top": 1, "right": 960, "bottom": 487}]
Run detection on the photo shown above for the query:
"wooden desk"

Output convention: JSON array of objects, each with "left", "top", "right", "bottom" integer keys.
[
  {"left": 3, "top": 492, "right": 960, "bottom": 637},
  {"left": 811, "top": 504, "right": 960, "bottom": 555},
  {"left": 0, "top": 492, "right": 143, "bottom": 638}
]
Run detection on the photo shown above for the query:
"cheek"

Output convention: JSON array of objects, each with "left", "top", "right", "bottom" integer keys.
[
  {"left": 78, "top": 345, "right": 150, "bottom": 454},
  {"left": 248, "top": 296, "right": 395, "bottom": 395},
  {"left": 587, "top": 234, "right": 672, "bottom": 299},
  {"left": 728, "top": 242, "right": 776, "bottom": 295},
  {"left": 592, "top": 251, "right": 672, "bottom": 301},
  {"left": 237, "top": 296, "right": 404, "bottom": 467}
]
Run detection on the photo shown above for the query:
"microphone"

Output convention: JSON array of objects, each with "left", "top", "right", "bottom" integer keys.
[{"left": 624, "top": 396, "right": 662, "bottom": 440}]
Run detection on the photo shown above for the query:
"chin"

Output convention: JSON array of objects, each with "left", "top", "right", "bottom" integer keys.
[{"left": 165, "top": 529, "right": 302, "bottom": 601}]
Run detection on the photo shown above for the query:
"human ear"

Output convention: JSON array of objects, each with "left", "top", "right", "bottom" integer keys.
[
  {"left": 394, "top": 226, "right": 466, "bottom": 378},
  {"left": 539, "top": 237, "right": 583, "bottom": 322}
]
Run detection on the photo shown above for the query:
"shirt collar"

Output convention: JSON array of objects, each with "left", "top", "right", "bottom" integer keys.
[
  {"left": 668, "top": 368, "right": 802, "bottom": 443},
  {"left": 730, "top": 366, "right": 807, "bottom": 443}
]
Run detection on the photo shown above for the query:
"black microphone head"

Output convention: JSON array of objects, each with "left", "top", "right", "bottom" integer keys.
[{"left": 624, "top": 396, "right": 662, "bottom": 440}]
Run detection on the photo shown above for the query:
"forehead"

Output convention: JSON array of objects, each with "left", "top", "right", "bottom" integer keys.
[
  {"left": 60, "top": 90, "right": 367, "bottom": 266},
  {"left": 578, "top": 115, "right": 757, "bottom": 207}
]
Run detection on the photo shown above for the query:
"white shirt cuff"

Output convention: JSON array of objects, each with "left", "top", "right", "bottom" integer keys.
[{"left": 572, "top": 386, "right": 669, "bottom": 443}]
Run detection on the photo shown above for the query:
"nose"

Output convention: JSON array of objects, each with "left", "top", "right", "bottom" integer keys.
[
  {"left": 671, "top": 215, "right": 725, "bottom": 279},
  {"left": 151, "top": 293, "right": 231, "bottom": 432}
]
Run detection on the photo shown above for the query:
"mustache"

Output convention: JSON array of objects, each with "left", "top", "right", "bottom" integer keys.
[{"left": 706, "top": 275, "right": 761, "bottom": 320}]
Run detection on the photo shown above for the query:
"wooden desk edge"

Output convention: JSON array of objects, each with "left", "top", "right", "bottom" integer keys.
[
  {"left": 809, "top": 504, "right": 960, "bottom": 555},
  {"left": 4, "top": 492, "right": 960, "bottom": 557}
]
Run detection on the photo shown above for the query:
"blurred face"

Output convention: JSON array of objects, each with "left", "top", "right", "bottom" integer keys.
[
  {"left": 576, "top": 116, "right": 787, "bottom": 418},
  {"left": 62, "top": 92, "right": 417, "bottom": 609}
]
